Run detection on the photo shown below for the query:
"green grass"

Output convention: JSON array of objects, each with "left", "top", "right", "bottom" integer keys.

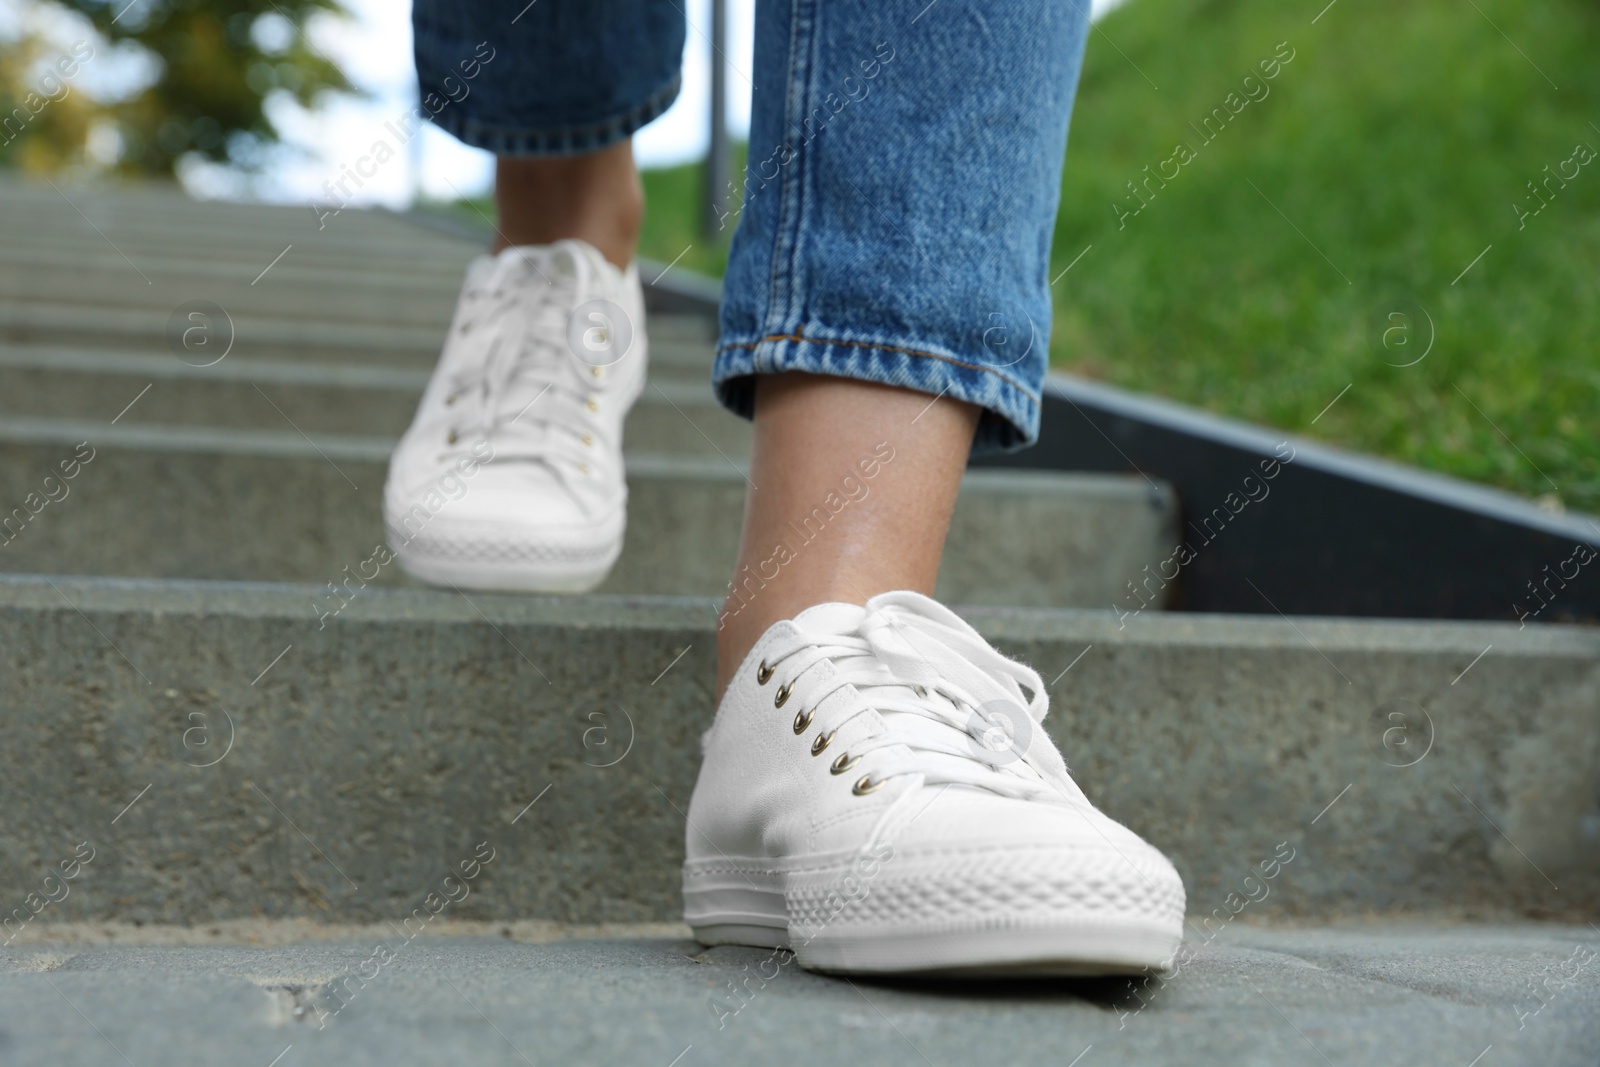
[
  {"left": 600, "top": 0, "right": 1600, "bottom": 512},
  {"left": 637, "top": 147, "right": 744, "bottom": 279},
  {"left": 1048, "top": 0, "right": 1600, "bottom": 512}
]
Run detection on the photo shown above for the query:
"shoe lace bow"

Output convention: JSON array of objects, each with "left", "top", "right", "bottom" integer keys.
[
  {"left": 440, "top": 245, "right": 612, "bottom": 482},
  {"left": 766, "top": 592, "right": 1078, "bottom": 801}
]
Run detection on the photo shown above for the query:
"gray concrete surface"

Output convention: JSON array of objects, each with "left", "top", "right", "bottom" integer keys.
[
  {"left": 0, "top": 184, "right": 480, "bottom": 261},
  {"left": 0, "top": 298, "right": 457, "bottom": 363},
  {"left": 0, "top": 173, "right": 717, "bottom": 374},
  {"left": 0, "top": 574, "right": 1593, "bottom": 925},
  {"left": 0, "top": 181, "right": 715, "bottom": 335},
  {"left": 0, "top": 419, "right": 1176, "bottom": 607},
  {"left": 0, "top": 259, "right": 470, "bottom": 328},
  {"left": 0, "top": 350, "right": 745, "bottom": 446},
  {"left": 0, "top": 304, "right": 718, "bottom": 371},
  {"left": 1, "top": 923, "right": 1595, "bottom": 1065}
]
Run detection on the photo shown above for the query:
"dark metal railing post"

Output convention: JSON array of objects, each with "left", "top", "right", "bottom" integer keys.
[{"left": 702, "top": 0, "right": 730, "bottom": 237}]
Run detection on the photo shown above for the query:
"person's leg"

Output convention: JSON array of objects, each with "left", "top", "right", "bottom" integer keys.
[
  {"left": 685, "top": 0, "right": 1186, "bottom": 978},
  {"left": 714, "top": 373, "right": 978, "bottom": 700},
  {"left": 491, "top": 144, "right": 642, "bottom": 268},
  {"left": 390, "top": 1, "right": 682, "bottom": 593},
  {"left": 709, "top": 0, "right": 1090, "bottom": 687},
  {"left": 412, "top": 0, "right": 680, "bottom": 267}
]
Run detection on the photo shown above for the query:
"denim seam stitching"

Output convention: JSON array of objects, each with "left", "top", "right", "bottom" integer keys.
[
  {"left": 716, "top": 333, "right": 1041, "bottom": 405},
  {"left": 762, "top": 0, "right": 816, "bottom": 357},
  {"left": 791, "top": 0, "right": 822, "bottom": 337},
  {"left": 432, "top": 75, "right": 681, "bottom": 152}
]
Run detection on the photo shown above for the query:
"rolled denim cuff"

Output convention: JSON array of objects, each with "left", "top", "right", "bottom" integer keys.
[
  {"left": 712, "top": 331, "right": 1040, "bottom": 455},
  {"left": 427, "top": 74, "right": 681, "bottom": 158},
  {"left": 712, "top": 0, "right": 1088, "bottom": 458},
  {"left": 412, "top": 0, "right": 685, "bottom": 159}
]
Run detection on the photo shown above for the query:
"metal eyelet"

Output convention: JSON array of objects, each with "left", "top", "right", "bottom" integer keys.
[
  {"left": 852, "top": 775, "right": 884, "bottom": 797},
  {"left": 792, "top": 708, "right": 813, "bottom": 735},
  {"left": 829, "top": 753, "right": 861, "bottom": 776},
  {"left": 755, "top": 661, "right": 773, "bottom": 685},
  {"left": 774, "top": 683, "right": 792, "bottom": 709},
  {"left": 810, "top": 730, "right": 835, "bottom": 756}
]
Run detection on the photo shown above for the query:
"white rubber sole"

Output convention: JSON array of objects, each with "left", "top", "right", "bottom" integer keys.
[
  {"left": 794, "top": 920, "right": 1182, "bottom": 977},
  {"left": 383, "top": 509, "right": 625, "bottom": 594},
  {"left": 390, "top": 543, "right": 620, "bottom": 594},
  {"left": 685, "top": 867, "right": 1184, "bottom": 977}
]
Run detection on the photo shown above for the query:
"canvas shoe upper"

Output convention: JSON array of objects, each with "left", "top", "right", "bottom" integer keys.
[
  {"left": 384, "top": 240, "right": 647, "bottom": 592},
  {"left": 682, "top": 590, "right": 1187, "bottom": 976}
]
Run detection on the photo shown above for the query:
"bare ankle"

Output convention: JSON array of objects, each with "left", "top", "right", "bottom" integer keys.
[
  {"left": 710, "top": 374, "right": 981, "bottom": 702},
  {"left": 492, "top": 141, "right": 643, "bottom": 269}
]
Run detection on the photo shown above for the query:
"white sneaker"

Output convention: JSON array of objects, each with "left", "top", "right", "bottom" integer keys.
[
  {"left": 683, "top": 591, "right": 1186, "bottom": 976},
  {"left": 384, "top": 240, "right": 647, "bottom": 592}
]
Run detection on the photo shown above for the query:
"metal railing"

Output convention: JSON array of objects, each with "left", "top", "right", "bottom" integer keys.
[{"left": 701, "top": 0, "right": 730, "bottom": 237}]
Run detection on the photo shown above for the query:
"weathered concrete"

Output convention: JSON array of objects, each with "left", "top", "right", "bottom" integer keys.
[
  {"left": 6, "top": 228, "right": 480, "bottom": 266},
  {"left": 0, "top": 260, "right": 481, "bottom": 330},
  {"left": 0, "top": 349, "right": 745, "bottom": 448},
  {"left": 0, "top": 307, "right": 717, "bottom": 371},
  {"left": 0, "top": 230, "right": 479, "bottom": 275},
  {"left": 0, "top": 419, "right": 1176, "bottom": 607},
  {"left": 0, "top": 574, "right": 1593, "bottom": 926},
  {"left": 1, "top": 924, "right": 1595, "bottom": 1066},
  {"left": 0, "top": 182, "right": 480, "bottom": 256},
  {"left": 0, "top": 179, "right": 718, "bottom": 357}
]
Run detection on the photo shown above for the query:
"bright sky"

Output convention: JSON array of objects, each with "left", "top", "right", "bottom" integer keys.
[{"left": 3, "top": 0, "right": 1126, "bottom": 205}]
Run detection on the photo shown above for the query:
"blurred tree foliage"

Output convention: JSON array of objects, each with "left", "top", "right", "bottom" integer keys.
[
  {"left": 0, "top": 31, "right": 98, "bottom": 171},
  {"left": 0, "top": 0, "right": 353, "bottom": 175}
]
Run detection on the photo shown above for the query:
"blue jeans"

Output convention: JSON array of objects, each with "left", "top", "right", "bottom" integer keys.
[{"left": 414, "top": 0, "right": 1090, "bottom": 453}]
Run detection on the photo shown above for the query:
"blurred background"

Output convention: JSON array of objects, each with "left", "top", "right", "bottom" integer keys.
[{"left": 2, "top": 0, "right": 1597, "bottom": 510}]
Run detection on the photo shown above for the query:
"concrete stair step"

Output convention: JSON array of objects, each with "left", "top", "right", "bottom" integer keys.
[
  {"left": 0, "top": 181, "right": 475, "bottom": 242},
  {"left": 0, "top": 573, "right": 1592, "bottom": 928},
  {"left": 0, "top": 418, "right": 1175, "bottom": 608},
  {"left": 0, "top": 226, "right": 481, "bottom": 268},
  {"left": 2, "top": 923, "right": 1593, "bottom": 1066},
  {"left": 0, "top": 348, "right": 745, "bottom": 452},
  {"left": 0, "top": 261, "right": 472, "bottom": 330},
  {"left": 0, "top": 188, "right": 715, "bottom": 332},
  {"left": 0, "top": 308, "right": 716, "bottom": 373},
  {"left": 8, "top": 243, "right": 481, "bottom": 288}
]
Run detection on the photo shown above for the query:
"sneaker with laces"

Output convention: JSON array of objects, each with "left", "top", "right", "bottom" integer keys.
[
  {"left": 384, "top": 239, "right": 647, "bottom": 592},
  {"left": 683, "top": 591, "right": 1186, "bottom": 975}
]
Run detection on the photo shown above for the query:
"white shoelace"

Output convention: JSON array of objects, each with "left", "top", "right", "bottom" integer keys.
[
  {"left": 763, "top": 593, "right": 1082, "bottom": 802},
  {"left": 439, "top": 245, "right": 611, "bottom": 481}
]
